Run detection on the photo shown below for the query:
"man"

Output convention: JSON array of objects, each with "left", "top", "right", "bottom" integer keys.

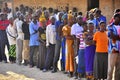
[
  {"left": 0, "top": 13, "right": 10, "bottom": 63},
  {"left": 52, "top": 12, "right": 63, "bottom": 73},
  {"left": 29, "top": 14, "right": 40, "bottom": 68},
  {"left": 71, "top": 16, "right": 84, "bottom": 79},
  {"left": 16, "top": 14, "right": 24, "bottom": 65},
  {"left": 107, "top": 13, "right": 120, "bottom": 80},
  {"left": 95, "top": 9, "right": 106, "bottom": 29},
  {"left": 43, "top": 16, "right": 56, "bottom": 72}
]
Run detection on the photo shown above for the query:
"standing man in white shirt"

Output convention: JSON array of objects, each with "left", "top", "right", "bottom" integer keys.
[
  {"left": 16, "top": 14, "right": 24, "bottom": 65},
  {"left": 43, "top": 16, "right": 56, "bottom": 72}
]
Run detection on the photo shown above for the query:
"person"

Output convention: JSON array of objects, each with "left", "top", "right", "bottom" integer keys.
[
  {"left": 107, "top": 13, "right": 120, "bottom": 80},
  {"left": 76, "top": 21, "right": 87, "bottom": 79},
  {"left": 37, "top": 13, "right": 47, "bottom": 70},
  {"left": 60, "top": 14, "right": 68, "bottom": 72},
  {"left": 6, "top": 17, "right": 17, "bottom": 63},
  {"left": 84, "top": 22, "right": 95, "bottom": 79},
  {"left": 22, "top": 15, "right": 30, "bottom": 66},
  {"left": 93, "top": 21, "right": 108, "bottom": 80},
  {"left": 29, "top": 14, "right": 40, "bottom": 68},
  {"left": 87, "top": 13, "right": 97, "bottom": 32},
  {"left": 0, "top": 13, "right": 10, "bottom": 63},
  {"left": 16, "top": 14, "right": 24, "bottom": 65},
  {"left": 62, "top": 14, "right": 74, "bottom": 77},
  {"left": 95, "top": 9, "right": 107, "bottom": 29},
  {"left": 43, "top": 16, "right": 56, "bottom": 72},
  {"left": 52, "top": 12, "right": 63, "bottom": 73},
  {"left": 71, "top": 15, "right": 84, "bottom": 79}
]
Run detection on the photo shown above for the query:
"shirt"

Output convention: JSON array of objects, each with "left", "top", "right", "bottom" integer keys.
[
  {"left": 76, "top": 32, "right": 86, "bottom": 49},
  {"left": 107, "top": 24, "right": 120, "bottom": 54},
  {"left": 6, "top": 24, "right": 17, "bottom": 45},
  {"left": 29, "top": 21, "right": 40, "bottom": 46},
  {"left": 93, "top": 31, "right": 108, "bottom": 53},
  {"left": 71, "top": 23, "right": 83, "bottom": 36},
  {"left": 46, "top": 24, "right": 56, "bottom": 46},
  {"left": 55, "top": 20, "right": 63, "bottom": 40},
  {"left": 0, "top": 20, "right": 10, "bottom": 30},
  {"left": 22, "top": 22, "right": 30, "bottom": 40},
  {"left": 16, "top": 20, "right": 24, "bottom": 40}
]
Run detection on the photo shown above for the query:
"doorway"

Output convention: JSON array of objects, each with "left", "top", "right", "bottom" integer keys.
[{"left": 87, "top": 0, "right": 99, "bottom": 11}]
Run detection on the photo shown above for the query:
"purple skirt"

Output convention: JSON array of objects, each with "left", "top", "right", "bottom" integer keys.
[{"left": 85, "top": 45, "right": 96, "bottom": 75}]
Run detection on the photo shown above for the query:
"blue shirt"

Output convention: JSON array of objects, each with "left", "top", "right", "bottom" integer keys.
[
  {"left": 96, "top": 15, "right": 107, "bottom": 28},
  {"left": 55, "top": 20, "right": 63, "bottom": 40},
  {"left": 107, "top": 23, "right": 120, "bottom": 54},
  {"left": 29, "top": 21, "right": 40, "bottom": 46}
]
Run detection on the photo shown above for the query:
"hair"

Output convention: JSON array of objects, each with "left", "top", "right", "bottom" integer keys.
[
  {"left": 114, "top": 13, "right": 120, "bottom": 19},
  {"left": 115, "top": 9, "right": 120, "bottom": 13},
  {"left": 99, "top": 21, "right": 105, "bottom": 25},
  {"left": 78, "top": 12, "right": 82, "bottom": 16}
]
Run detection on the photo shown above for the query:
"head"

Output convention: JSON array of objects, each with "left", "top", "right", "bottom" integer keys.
[
  {"left": 88, "top": 22, "right": 94, "bottom": 32},
  {"left": 89, "top": 13, "right": 94, "bottom": 20},
  {"left": 99, "top": 21, "right": 106, "bottom": 32},
  {"left": 15, "top": 7, "right": 19, "bottom": 12},
  {"left": 95, "top": 9, "right": 101, "bottom": 18},
  {"left": 58, "top": 12, "right": 63, "bottom": 21},
  {"left": 77, "top": 16, "right": 83, "bottom": 25},
  {"left": 68, "top": 14, "right": 74, "bottom": 25},
  {"left": 19, "top": 14, "right": 24, "bottom": 21},
  {"left": 62, "top": 14, "right": 68, "bottom": 25},
  {"left": 114, "top": 9, "right": 120, "bottom": 14},
  {"left": 114, "top": 13, "right": 120, "bottom": 25},
  {"left": 78, "top": 12, "right": 83, "bottom": 16},
  {"left": 44, "top": 10, "right": 50, "bottom": 20},
  {"left": 9, "top": 17, "right": 14, "bottom": 25},
  {"left": 40, "top": 12, "right": 46, "bottom": 27},
  {"left": 83, "top": 22, "right": 88, "bottom": 31},
  {"left": 50, "top": 16, "right": 55, "bottom": 24}
]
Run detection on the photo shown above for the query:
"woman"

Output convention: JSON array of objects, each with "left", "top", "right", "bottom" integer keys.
[
  {"left": 93, "top": 21, "right": 108, "bottom": 80},
  {"left": 84, "top": 22, "right": 96, "bottom": 79},
  {"left": 62, "top": 14, "right": 74, "bottom": 77},
  {"left": 6, "top": 17, "right": 17, "bottom": 63},
  {"left": 37, "top": 13, "right": 47, "bottom": 70}
]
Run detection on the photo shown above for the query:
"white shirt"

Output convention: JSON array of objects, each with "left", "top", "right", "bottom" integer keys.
[
  {"left": 16, "top": 20, "right": 24, "bottom": 40},
  {"left": 71, "top": 23, "right": 83, "bottom": 36},
  {"left": 6, "top": 24, "right": 17, "bottom": 45},
  {"left": 46, "top": 24, "right": 56, "bottom": 46}
]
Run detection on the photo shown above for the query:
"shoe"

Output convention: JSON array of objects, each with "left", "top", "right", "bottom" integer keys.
[
  {"left": 3, "top": 60, "right": 7, "bottom": 63},
  {"left": 51, "top": 69, "right": 57, "bottom": 73},
  {"left": 29, "top": 65, "right": 34, "bottom": 68},
  {"left": 43, "top": 69, "right": 47, "bottom": 72},
  {"left": 23, "top": 60, "right": 28, "bottom": 66},
  {"left": 74, "top": 75, "right": 78, "bottom": 79}
]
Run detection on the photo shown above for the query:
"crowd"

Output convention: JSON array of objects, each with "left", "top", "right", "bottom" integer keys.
[{"left": 0, "top": 3, "right": 120, "bottom": 80}]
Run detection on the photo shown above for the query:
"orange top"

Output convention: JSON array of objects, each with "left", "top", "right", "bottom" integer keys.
[{"left": 93, "top": 31, "right": 108, "bottom": 53}]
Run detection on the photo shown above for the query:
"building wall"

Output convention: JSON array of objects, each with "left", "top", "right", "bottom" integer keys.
[{"left": 13, "top": 0, "right": 120, "bottom": 22}]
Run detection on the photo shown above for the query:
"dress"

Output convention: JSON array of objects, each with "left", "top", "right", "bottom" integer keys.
[{"left": 62, "top": 25, "right": 74, "bottom": 72}]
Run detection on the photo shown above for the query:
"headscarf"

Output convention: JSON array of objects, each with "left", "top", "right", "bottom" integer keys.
[{"left": 39, "top": 12, "right": 46, "bottom": 22}]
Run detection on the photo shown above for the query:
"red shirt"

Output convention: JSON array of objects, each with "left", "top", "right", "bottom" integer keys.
[{"left": 0, "top": 20, "right": 10, "bottom": 30}]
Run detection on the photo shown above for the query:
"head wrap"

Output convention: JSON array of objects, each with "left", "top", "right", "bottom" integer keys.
[{"left": 39, "top": 12, "right": 46, "bottom": 22}]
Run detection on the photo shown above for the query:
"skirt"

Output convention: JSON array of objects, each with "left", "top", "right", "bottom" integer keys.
[
  {"left": 9, "top": 44, "right": 16, "bottom": 62},
  {"left": 37, "top": 43, "right": 47, "bottom": 69},
  {"left": 85, "top": 45, "right": 96, "bottom": 75},
  {"left": 77, "top": 49, "right": 85, "bottom": 74},
  {"left": 94, "top": 52, "right": 108, "bottom": 79}
]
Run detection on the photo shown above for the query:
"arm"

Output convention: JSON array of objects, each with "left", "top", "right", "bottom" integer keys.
[{"left": 46, "top": 26, "right": 49, "bottom": 47}]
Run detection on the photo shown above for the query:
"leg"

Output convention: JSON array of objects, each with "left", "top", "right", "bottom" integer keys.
[
  {"left": 29, "top": 46, "right": 35, "bottom": 67},
  {"left": 53, "top": 40, "right": 61, "bottom": 71},
  {"left": 115, "top": 53, "right": 120, "bottom": 80},
  {"left": 107, "top": 53, "right": 117, "bottom": 80}
]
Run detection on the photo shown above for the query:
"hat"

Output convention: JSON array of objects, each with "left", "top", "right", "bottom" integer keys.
[
  {"left": 39, "top": 12, "right": 46, "bottom": 22},
  {"left": 68, "top": 10, "right": 72, "bottom": 14}
]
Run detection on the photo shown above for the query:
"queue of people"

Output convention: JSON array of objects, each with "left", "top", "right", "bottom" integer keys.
[{"left": 0, "top": 3, "right": 120, "bottom": 80}]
